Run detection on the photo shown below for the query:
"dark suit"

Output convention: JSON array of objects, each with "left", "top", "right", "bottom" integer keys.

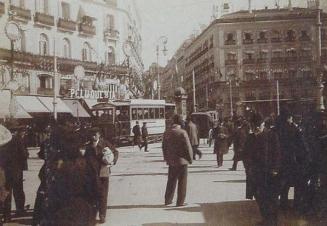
[
  {"left": 132, "top": 125, "right": 142, "bottom": 148},
  {"left": 141, "top": 125, "right": 148, "bottom": 152},
  {"left": 2, "top": 134, "right": 28, "bottom": 219},
  {"left": 162, "top": 124, "right": 193, "bottom": 206},
  {"left": 85, "top": 138, "right": 118, "bottom": 221}
]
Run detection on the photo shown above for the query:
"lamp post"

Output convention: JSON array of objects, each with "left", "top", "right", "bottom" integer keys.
[
  {"left": 5, "top": 21, "right": 21, "bottom": 119},
  {"left": 156, "top": 36, "right": 168, "bottom": 100}
]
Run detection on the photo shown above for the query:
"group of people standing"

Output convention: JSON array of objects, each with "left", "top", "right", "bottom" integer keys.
[
  {"left": 132, "top": 121, "right": 149, "bottom": 152},
  {"left": 0, "top": 120, "right": 119, "bottom": 226},
  {"left": 162, "top": 109, "right": 327, "bottom": 226}
]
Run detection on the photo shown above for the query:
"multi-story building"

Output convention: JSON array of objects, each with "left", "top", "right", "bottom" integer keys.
[
  {"left": 0, "top": 0, "right": 143, "bottom": 103},
  {"left": 176, "top": 4, "right": 327, "bottom": 117}
]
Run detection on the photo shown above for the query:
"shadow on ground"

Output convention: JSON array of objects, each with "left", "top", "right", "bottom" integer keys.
[{"left": 142, "top": 200, "right": 327, "bottom": 226}]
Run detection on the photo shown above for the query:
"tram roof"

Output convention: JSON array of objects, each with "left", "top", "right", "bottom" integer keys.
[{"left": 130, "top": 99, "right": 166, "bottom": 106}]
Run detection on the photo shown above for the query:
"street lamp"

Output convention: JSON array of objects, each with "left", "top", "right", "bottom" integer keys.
[
  {"left": 156, "top": 36, "right": 168, "bottom": 99},
  {"left": 5, "top": 21, "right": 21, "bottom": 118}
]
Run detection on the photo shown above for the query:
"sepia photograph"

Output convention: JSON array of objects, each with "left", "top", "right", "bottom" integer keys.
[{"left": 0, "top": 0, "right": 327, "bottom": 225}]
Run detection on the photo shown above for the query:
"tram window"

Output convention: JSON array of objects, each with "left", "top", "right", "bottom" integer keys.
[
  {"left": 160, "top": 108, "right": 164, "bottom": 119},
  {"left": 155, "top": 108, "right": 160, "bottom": 118},
  {"left": 98, "top": 110, "right": 105, "bottom": 117},
  {"left": 137, "top": 108, "right": 143, "bottom": 119},
  {"left": 144, "top": 108, "right": 149, "bottom": 119},
  {"left": 132, "top": 109, "right": 137, "bottom": 120},
  {"left": 149, "top": 108, "right": 155, "bottom": 119}
]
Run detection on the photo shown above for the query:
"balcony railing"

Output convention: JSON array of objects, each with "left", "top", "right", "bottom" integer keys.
[
  {"left": 257, "top": 58, "right": 268, "bottom": 64},
  {"left": 286, "top": 56, "right": 297, "bottom": 62},
  {"left": 243, "top": 39, "right": 254, "bottom": 44},
  {"left": 225, "top": 59, "right": 237, "bottom": 65},
  {"left": 104, "top": 28, "right": 119, "bottom": 40},
  {"left": 243, "top": 59, "right": 256, "bottom": 64},
  {"left": 271, "top": 37, "right": 282, "bottom": 43},
  {"left": 224, "top": 40, "right": 236, "bottom": 45},
  {"left": 79, "top": 23, "right": 96, "bottom": 36},
  {"left": 299, "top": 36, "right": 310, "bottom": 42},
  {"left": 10, "top": 5, "right": 31, "bottom": 22},
  {"left": 34, "top": 12, "right": 54, "bottom": 26},
  {"left": 37, "top": 87, "right": 54, "bottom": 96},
  {"left": 0, "top": 2, "right": 4, "bottom": 15},
  {"left": 271, "top": 57, "right": 285, "bottom": 63},
  {"left": 257, "top": 38, "right": 268, "bottom": 44},
  {"left": 299, "top": 56, "right": 312, "bottom": 62},
  {"left": 57, "top": 18, "right": 76, "bottom": 32}
]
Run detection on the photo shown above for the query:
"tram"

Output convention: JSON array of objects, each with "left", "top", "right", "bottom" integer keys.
[{"left": 90, "top": 99, "right": 175, "bottom": 146}]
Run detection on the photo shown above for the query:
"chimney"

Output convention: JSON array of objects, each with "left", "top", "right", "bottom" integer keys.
[
  {"left": 288, "top": 0, "right": 293, "bottom": 11},
  {"left": 248, "top": 0, "right": 252, "bottom": 13}
]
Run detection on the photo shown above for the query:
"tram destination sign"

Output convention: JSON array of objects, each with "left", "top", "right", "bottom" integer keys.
[{"left": 70, "top": 89, "right": 114, "bottom": 99}]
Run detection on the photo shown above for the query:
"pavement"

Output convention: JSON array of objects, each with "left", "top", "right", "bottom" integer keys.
[{"left": 3, "top": 142, "right": 327, "bottom": 226}]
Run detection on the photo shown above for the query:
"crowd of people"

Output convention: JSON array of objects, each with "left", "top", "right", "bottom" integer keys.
[
  {"left": 162, "top": 109, "right": 327, "bottom": 226},
  {"left": 0, "top": 120, "right": 118, "bottom": 226}
]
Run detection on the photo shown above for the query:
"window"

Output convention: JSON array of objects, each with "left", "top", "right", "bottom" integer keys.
[
  {"left": 82, "top": 42, "right": 92, "bottom": 61},
  {"left": 39, "top": 33, "right": 48, "bottom": 55},
  {"left": 160, "top": 108, "right": 165, "bottom": 119},
  {"left": 132, "top": 108, "right": 137, "bottom": 120},
  {"left": 149, "top": 108, "right": 155, "bottom": 119},
  {"left": 155, "top": 108, "right": 160, "bottom": 119},
  {"left": 286, "top": 49, "right": 297, "bottom": 57},
  {"left": 11, "top": 0, "right": 25, "bottom": 7},
  {"left": 300, "top": 30, "right": 310, "bottom": 41},
  {"left": 61, "top": 2, "right": 70, "bottom": 19},
  {"left": 63, "top": 38, "right": 71, "bottom": 58},
  {"left": 137, "top": 108, "right": 143, "bottom": 119},
  {"left": 259, "top": 50, "right": 268, "bottom": 59},
  {"left": 286, "top": 30, "right": 296, "bottom": 42},
  {"left": 225, "top": 33, "right": 235, "bottom": 45},
  {"left": 106, "top": 14, "right": 115, "bottom": 30},
  {"left": 107, "top": 46, "right": 115, "bottom": 65},
  {"left": 271, "top": 30, "right": 281, "bottom": 42},
  {"left": 144, "top": 108, "right": 149, "bottom": 119},
  {"left": 227, "top": 52, "right": 236, "bottom": 60},
  {"left": 39, "top": 75, "right": 52, "bottom": 89},
  {"left": 39, "top": 0, "right": 48, "bottom": 14}
]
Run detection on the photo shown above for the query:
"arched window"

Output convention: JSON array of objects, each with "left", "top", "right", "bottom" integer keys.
[
  {"left": 82, "top": 42, "right": 92, "bottom": 61},
  {"left": 63, "top": 38, "right": 71, "bottom": 58},
  {"left": 107, "top": 46, "right": 115, "bottom": 65},
  {"left": 39, "top": 33, "right": 49, "bottom": 55}
]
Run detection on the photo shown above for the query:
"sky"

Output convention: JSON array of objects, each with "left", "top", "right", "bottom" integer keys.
[{"left": 135, "top": 0, "right": 308, "bottom": 69}]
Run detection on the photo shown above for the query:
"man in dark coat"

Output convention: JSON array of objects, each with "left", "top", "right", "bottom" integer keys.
[
  {"left": 162, "top": 115, "right": 193, "bottom": 207},
  {"left": 132, "top": 121, "right": 142, "bottom": 150},
  {"left": 141, "top": 122, "right": 149, "bottom": 152},
  {"left": 84, "top": 128, "right": 118, "bottom": 224},
  {"left": 185, "top": 116, "right": 202, "bottom": 160},
  {"left": 252, "top": 117, "right": 281, "bottom": 226},
  {"left": 230, "top": 118, "right": 248, "bottom": 170},
  {"left": 213, "top": 122, "right": 230, "bottom": 167},
  {"left": 3, "top": 127, "right": 28, "bottom": 222}
]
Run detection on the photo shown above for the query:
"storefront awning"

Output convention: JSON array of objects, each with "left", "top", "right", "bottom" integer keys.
[
  {"left": 0, "top": 92, "right": 32, "bottom": 119},
  {"left": 16, "top": 96, "right": 50, "bottom": 113},
  {"left": 62, "top": 99, "right": 90, "bottom": 118},
  {"left": 37, "top": 96, "right": 72, "bottom": 114}
]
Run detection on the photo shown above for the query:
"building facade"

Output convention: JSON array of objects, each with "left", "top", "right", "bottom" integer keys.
[
  {"left": 163, "top": 5, "right": 327, "bottom": 117},
  {"left": 0, "top": 0, "right": 143, "bottom": 102}
]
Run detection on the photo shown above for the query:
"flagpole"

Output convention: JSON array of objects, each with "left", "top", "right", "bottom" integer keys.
[
  {"left": 276, "top": 80, "right": 280, "bottom": 115},
  {"left": 53, "top": 37, "right": 57, "bottom": 121},
  {"left": 192, "top": 69, "right": 196, "bottom": 112}
]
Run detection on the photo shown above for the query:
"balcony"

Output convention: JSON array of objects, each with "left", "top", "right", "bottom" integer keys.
[
  {"left": 104, "top": 28, "right": 119, "bottom": 40},
  {"left": 79, "top": 23, "right": 96, "bottom": 36},
  {"left": 225, "top": 59, "right": 237, "bottom": 65},
  {"left": 299, "top": 56, "right": 312, "bottom": 62},
  {"left": 286, "top": 56, "right": 297, "bottom": 62},
  {"left": 34, "top": 12, "right": 54, "bottom": 27},
  {"left": 271, "top": 37, "right": 282, "bottom": 43},
  {"left": 224, "top": 40, "right": 236, "bottom": 45},
  {"left": 243, "top": 59, "right": 256, "bottom": 65},
  {"left": 37, "top": 87, "right": 54, "bottom": 96},
  {"left": 57, "top": 18, "right": 76, "bottom": 32},
  {"left": 243, "top": 39, "right": 254, "bottom": 45},
  {"left": 285, "top": 37, "right": 296, "bottom": 42},
  {"left": 257, "top": 38, "right": 268, "bottom": 44},
  {"left": 271, "top": 57, "right": 285, "bottom": 63},
  {"left": 10, "top": 5, "right": 31, "bottom": 22},
  {"left": 299, "top": 36, "right": 310, "bottom": 42},
  {"left": 257, "top": 58, "right": 268, "bottom": 64},
  {"left": 0, "top": 2, "right": 4, "bottom": 16}
]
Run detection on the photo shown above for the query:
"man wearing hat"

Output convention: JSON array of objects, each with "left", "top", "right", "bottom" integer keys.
[
  {"left": 2, "top": 125, "right": 28, "bottom": 221},
  {"left": 84, "top": 127, "right": 119, "bottom": 224},
  {"left": 162, "top": 115, "right": 193, "bottom": 207}
]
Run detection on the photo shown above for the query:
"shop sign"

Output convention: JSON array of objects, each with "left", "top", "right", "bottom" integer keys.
[{"left": 70, "top": 89, "right": 114, "bottom": 99}]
